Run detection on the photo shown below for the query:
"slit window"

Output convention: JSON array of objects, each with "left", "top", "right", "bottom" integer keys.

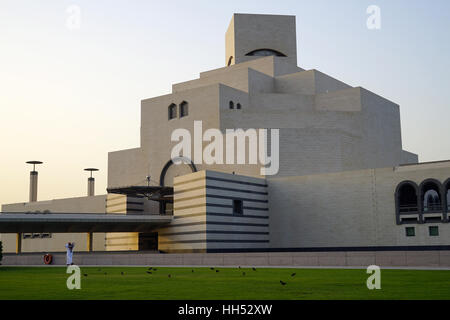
[
  {"left": 229, "top": 101, "right": 234, "bottom": 109},
  {"left": 180, "top": 101, "right": 188, "bottom": 118},
  {"left": 227, "top": 56, "right": 233, "bottom": 66},
  {"left": 233, "top": 199, "right": 243, "bottom": 215},
  {"left": 237, "top": 103, "right": 242, "bottom": 109},
  {"left": 168, "top": 103, "right": 177, "bottom": 120}
]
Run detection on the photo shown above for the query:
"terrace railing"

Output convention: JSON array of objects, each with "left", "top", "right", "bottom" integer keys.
[
  {"left": 399, "top": 205, "right": 418, "bottom": 214},
  {"left": 423, "top": 204, "right": 443, "bottom": 213}
]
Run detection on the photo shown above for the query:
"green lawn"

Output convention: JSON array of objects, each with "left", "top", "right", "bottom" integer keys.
[{"left": 0, "top": 266, "right": 449, "bottom": 300}]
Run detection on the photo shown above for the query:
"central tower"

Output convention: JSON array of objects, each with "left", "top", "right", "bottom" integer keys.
[{"left": 225, "top": 13, "right": 297, "bottom": 66}]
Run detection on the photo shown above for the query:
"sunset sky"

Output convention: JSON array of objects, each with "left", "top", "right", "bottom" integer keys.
[{"left": 1, "top": 0, "right": 449, "bottom": 206}]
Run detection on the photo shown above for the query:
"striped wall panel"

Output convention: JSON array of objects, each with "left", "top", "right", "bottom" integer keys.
[
  {"left": 205, "top": 171, "right": 269, "bottom": 251},
  {"left": 158, "top": 171, "right": 208, "bottom": 252},
  {"left": 105, "top": 194, "right": 145, "bottom": 251},
  {"left": 160, "top": 170, "right": 269, "bottom": 253}
]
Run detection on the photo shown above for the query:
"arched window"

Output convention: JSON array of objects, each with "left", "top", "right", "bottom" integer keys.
[
  {"left": 444, "top": 179, "right": 450, "bottom": 212},
  {"left": 395, "top": 181, "right": 420, "bottom": 224},
  {"left": 424, "top": 191, "right": 440, "bottom": 212},
  {"left": 420, "top": 179, "right": 443, "bottom": 213},
  {"left": 237, "top": 103, "right": 242, "bottom": 110},
  {"left": 245, "top": 49, "right": 287, "bottom": 57},
  {"left": 396, "top": 181, "right": 419, "bottom": 215},
  {"left": 229, "top": 101, "right": 234, "bottom": 109},
  {"left": 180, "top": 101, "right": 188, "bottom": 118},
  {"left": 168, "top": 103, "right": 177, "bottom": 120}
]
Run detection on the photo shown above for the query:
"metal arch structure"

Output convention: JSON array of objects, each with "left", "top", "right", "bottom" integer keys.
[{"left": 159, "top": 157, "right": 197, "bottom": 187}]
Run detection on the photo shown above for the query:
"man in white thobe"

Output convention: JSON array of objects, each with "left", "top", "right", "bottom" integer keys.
[{"left": 65, "top": 242, "right": 75, "bottom": 265}]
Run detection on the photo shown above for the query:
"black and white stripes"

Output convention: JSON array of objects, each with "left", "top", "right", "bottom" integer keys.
[{"left": 158, "top": 170, "right": 269, "bottom": 252}]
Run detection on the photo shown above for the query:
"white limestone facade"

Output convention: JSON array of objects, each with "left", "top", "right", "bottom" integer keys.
[
  {"left": 108, "top": 13, "right": 417, "bottom": 191},
  {"left": 1, "top": 13, "right": 449, "bottom": 254}
]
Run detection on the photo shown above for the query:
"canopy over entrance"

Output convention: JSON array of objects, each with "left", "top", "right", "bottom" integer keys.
[
  {"left": 106, "top": 186, "right": 173, "bottom": 201},
  {"left": 107, "top": 185, "right": 174, "bottom": 214},
  {"left": 0, "top": 213, "right": 172, "bottom": 233}
]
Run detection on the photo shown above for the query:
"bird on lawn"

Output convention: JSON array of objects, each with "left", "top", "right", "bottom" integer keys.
[
  {"left": 153, "top": 268, "right": 157, "bottom": 271},
  {"left": 168, "top": 274, "right": 171, "bottom": 278},
  {"left": 83, "top": 274, "right": 88, "bottom": 277},
  {"left": 121, "top": 272, "right": 124, "bottom": 276},
  {"left": 216, "top": 270, "right": 220, "bottom": 273},
  {"left": 252, "top": 267, "right": 257, "bottom": 271},
  {"left": 238, "top": 266, "right": 241, "bottom": 269},
  {"left": 210, "top": 267, "right": 214, "bottom": 270},
  {"left": 146, "top": 271, "right": 152, "bottom": 274},
  {"left": 192, "top": 269, "right": 194, "bottom": 273},
  {"left": 280, "top": 281, "right": 287, "bottom": 286},
  {"left": 291, "top": 273, "right": 296, "bottom": 277},
  {"left": 242, "top": 272, "right": 246, "bottom": 276}
]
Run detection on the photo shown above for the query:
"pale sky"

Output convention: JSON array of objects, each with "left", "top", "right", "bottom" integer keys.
[{"left": 1, "top": 0, "right": 449, "bottom": 206}]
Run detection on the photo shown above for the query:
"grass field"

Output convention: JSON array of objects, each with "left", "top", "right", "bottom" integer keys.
[{"left": 0, "top": 266, "right": 449, "bottom": 300}]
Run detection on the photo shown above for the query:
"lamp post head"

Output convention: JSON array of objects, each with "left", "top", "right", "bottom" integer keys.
[
  {"left": 26, "top": 161, "right": 43, "bottom": 172},
  {"left": 84, "top": 168, "right": 99, "bottom": 178}
]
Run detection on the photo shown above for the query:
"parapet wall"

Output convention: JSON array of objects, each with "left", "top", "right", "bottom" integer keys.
[{"left": 3, "top": 250, "right": 450, "bottom": 268}]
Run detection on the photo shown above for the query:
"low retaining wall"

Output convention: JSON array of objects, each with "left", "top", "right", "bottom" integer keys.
[{"left": 2, "top": 250, "right": 450, "bottom": 267}]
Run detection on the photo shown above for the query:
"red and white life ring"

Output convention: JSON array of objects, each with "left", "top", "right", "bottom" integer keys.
[{"left": 43, "top": 254, "right": 53, "bottom": 265}]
